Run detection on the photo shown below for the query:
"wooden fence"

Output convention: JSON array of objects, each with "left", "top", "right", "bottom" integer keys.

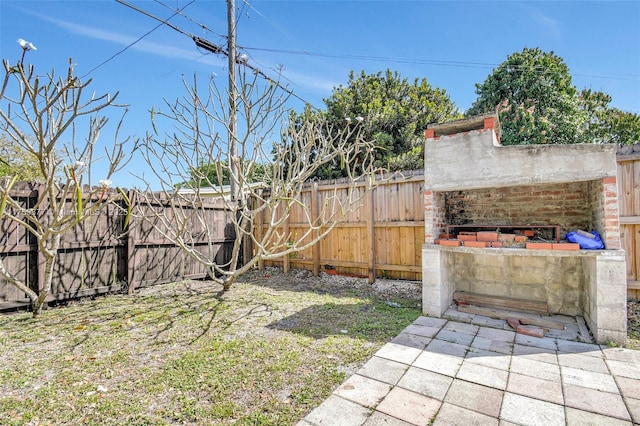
[
  {"left": 260, "top": 171, "right": 425, "bottom": 281},
  {"left": 0, "top": 183, "right": 235, "bottom": 310},
  {"left": 618, "top": 152, "right": 640, "bottom": 298},
  {"left": 261, "top": 155, "right": 640, "bottom": 296},
  {"left": 3, "top": 153, "right": 638, "bottom": 309}
]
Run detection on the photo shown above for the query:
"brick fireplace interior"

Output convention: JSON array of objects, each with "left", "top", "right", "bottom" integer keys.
[{"left": 421, "top": 114, "right": 627, "bottom": 344}]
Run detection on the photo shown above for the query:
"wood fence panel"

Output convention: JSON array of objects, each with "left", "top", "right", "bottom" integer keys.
[
  {"left": 617, "top": 153, "right": 640, "bottom": 298},
  {"left": 128, "top": 196, "right": 234, "bottom": 290},
  {"left": 1, "top": 187, "right": 235, "bottom": 310},
  {"left": 262, "top": 171, "right": 425, "bottom": 281},
  {"left": 50, "top": 200, "right": 127, "bottom": 301},
  {"left": 0, "top": 183, "right": 39, "bottom": 307}
]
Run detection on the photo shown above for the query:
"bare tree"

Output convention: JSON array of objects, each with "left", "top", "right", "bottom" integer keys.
[
  {"left": 0, "top": 44, "right": 134, "bottom": 316},
  {"left": 140, "top": 68, "right": 381, "bottom": 290}
]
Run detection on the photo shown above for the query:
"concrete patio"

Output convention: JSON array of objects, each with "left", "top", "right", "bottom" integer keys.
[{"left": 297, "top": 309, "right": 640, "bottom": 425}]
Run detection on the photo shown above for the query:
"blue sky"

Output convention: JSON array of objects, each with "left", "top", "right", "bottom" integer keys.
[{"left": 1, "top": 0, "right": 639, "bottom": 188}]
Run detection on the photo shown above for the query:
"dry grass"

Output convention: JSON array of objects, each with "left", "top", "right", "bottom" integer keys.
[
  {"left": 627, "top": 299, "right": 640, "bottom": 350},
  {"left": 1, "top": 267, "right": 638, "bottom": 425},
  {"left": 0, "top": 268, "right": 421, "bottom": 425}
]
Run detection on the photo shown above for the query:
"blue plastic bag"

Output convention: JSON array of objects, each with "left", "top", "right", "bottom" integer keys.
[{"left": 565, "top": 230, "right": 605, "bottom": 250}]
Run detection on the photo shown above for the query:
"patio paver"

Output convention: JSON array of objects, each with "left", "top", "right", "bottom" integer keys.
[{"left": 298, "top": 311, "right": 639, "bottom": 426}]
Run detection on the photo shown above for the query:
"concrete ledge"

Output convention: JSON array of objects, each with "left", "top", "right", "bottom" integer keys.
[
  {"left": 425, "top": 130, "right": 618, "bottom": 192},
  {"left": 421, "top": 245, "right": 627, "bottom": 344}
]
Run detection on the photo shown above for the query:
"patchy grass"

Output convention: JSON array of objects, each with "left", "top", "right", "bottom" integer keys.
[
  {"left": 0, "top": 268, "right": 421, "bottom": 425},
  {"left": 627, "top": 299, "right": 640, "bottom": 350}
]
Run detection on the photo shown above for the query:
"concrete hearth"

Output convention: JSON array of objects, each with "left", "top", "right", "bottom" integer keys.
[{"left": 422, "top": 245, "right": 627, "bottom": 344}]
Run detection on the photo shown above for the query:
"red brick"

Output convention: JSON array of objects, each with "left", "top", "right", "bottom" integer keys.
[
  {"left": 490, "top": 241, "right": 504, "bottom": 248},
  {"left": 463, "top": 241, "right": 489, "bottom": 248},
  {"left": 483, "top": 117, "right": 496, "bottom": 129},
  {"left": 458, "top": 234, "right": 477, "bottom": 242},
  {"left": 477, "top": 231, "right": 499, "bottom": 242},
  {"left": 438, "top": 239, "right": 461, "bottom": 246},
  {"left": 526, "top": 242, "right": 553, "bottom": 250},
  {"left": 552, "top": 243, "right": 580, "bottom": 251},
  {"left": 425, "top": 129, "right": 435, "bottom": 139},
  {"left": 602, "top": 176, "right": 617, "bottom": 184},
  {"left": 507, "top": 317, "right": 520, "bottom": 330},
  {"left": 516, "top": 324, "right": 545, "bottom": 338}
]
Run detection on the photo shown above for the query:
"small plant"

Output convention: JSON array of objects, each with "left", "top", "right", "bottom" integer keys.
[{"left": 287, "top": 241, "right": 298, "bottom": 259}]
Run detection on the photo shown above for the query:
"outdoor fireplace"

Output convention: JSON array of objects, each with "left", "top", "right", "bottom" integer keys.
[{"left": 421, "top": 114, "right": 627, "bottom": 344}]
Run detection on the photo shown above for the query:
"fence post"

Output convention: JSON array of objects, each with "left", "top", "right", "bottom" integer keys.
[
  {"left": 367, "top": 184, "right": 376, "bottom": 284},
  {"left": 311, "top": 183, "right": 320, "bottom": 276},
  {"left": 283, "top": 201, "right": 290, "bottom": 274},
  {"left": 126, "top": 190, "right": 137, "bottom": 295},
  {"left": 35, "top": 183, "right": 46, "bottom": 298},
  {"left": 256, "top": 190, "right": 264, "bottom": 271},
  {"left": 242, "top": 193, "right": 254, "bottom": 268}
]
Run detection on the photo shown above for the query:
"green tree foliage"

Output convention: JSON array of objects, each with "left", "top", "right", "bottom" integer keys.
[
  {"left": 293, "top": 70, "right": 460, "bottom": 180},
  {"left": 0, "top": 133, "right": 44, "bottom": 181},
  {"left": 187, "top": 160, "right": 267, "bottom": 188},
  {"left": 468, "top": 47, "right": 640, "bottom": 146},
  {"left": 579, "top": 89, "right": 640, "bottom": 145},
  {"left": 467, "top": 48, "right": 588, "bottom": 145}
]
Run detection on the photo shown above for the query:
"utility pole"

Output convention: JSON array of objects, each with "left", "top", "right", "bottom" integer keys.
[{"left": 227, "top": 0, "right": 239, "bottom": 203}]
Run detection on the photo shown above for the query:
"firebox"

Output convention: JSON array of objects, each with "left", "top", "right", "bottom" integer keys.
[{"left": 421, "top": 114, "right": 627, "bottom": 344}]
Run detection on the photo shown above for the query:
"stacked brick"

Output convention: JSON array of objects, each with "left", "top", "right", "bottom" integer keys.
[{"left": 436, "top": 230, "right": 580, "bottom": 250}]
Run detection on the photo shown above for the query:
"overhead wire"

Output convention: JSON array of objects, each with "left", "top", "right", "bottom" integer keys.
[
  {"left": 116, "top": 0, "right": 316, "bottom": 107},
  {"left": 106, "top": 0, "right": 639, "bottom": 112},
  {"left": 233, "top": 0, "right": 323, "bottom": 106},
  {"left": 239, "top": 46, "right": 640, "bottom": 82},
  {"left": 80, "top": 0, "right": 195, "bottom": 80},
  {"left": 153, "top": 0, "right": 225, "bottom": 39}
]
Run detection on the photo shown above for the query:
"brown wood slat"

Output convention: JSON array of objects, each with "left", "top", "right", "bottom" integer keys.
[
  {"left": 1, "top": 187, "right": 236, "bottom": 308},
  {"left": 457, "top": 304, "right": 564, "bottom": 329},
  {"left": 454, "top": 291, "right": 548, "bottom": 315}
]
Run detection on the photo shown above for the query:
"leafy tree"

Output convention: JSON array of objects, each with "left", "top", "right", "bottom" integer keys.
[
  {"left": 295, "top": 69, "right": 460, "bottom": 179},
  {"left": 186, "top": 160, "right": 267, "bottom": 188},
  {"left": 467, "top": 47, "right": 588, "bottom": 145},
  {"left": 0, "top": 134, "right": 44, "bottom": 181},
  {"left": 579, "top": 89, "right": 640, "bottom": 145}
]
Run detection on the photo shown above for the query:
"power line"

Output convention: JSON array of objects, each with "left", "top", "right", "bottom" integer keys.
[
  {"left": 240, "top": 46, "right": 640, "bottom": 82},
  {"left": 116, "top": 0, "right": 315, "bottom": 106},
  {"left": 153, "top": 0, "right": 225, "bottom": 39},
  {"left": 80, "top": 1, "right": 194, "bottom": 80},
  {"left": 241, "top": 47, "right": 497, "bottom": 69},
  {"left": 117, "top": 2, "right": 639, "bottom": 86}
]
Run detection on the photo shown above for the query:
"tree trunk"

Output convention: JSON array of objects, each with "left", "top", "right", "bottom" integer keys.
[{"left": 33, "top": 237, "right": 59, "bottom": 317}]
